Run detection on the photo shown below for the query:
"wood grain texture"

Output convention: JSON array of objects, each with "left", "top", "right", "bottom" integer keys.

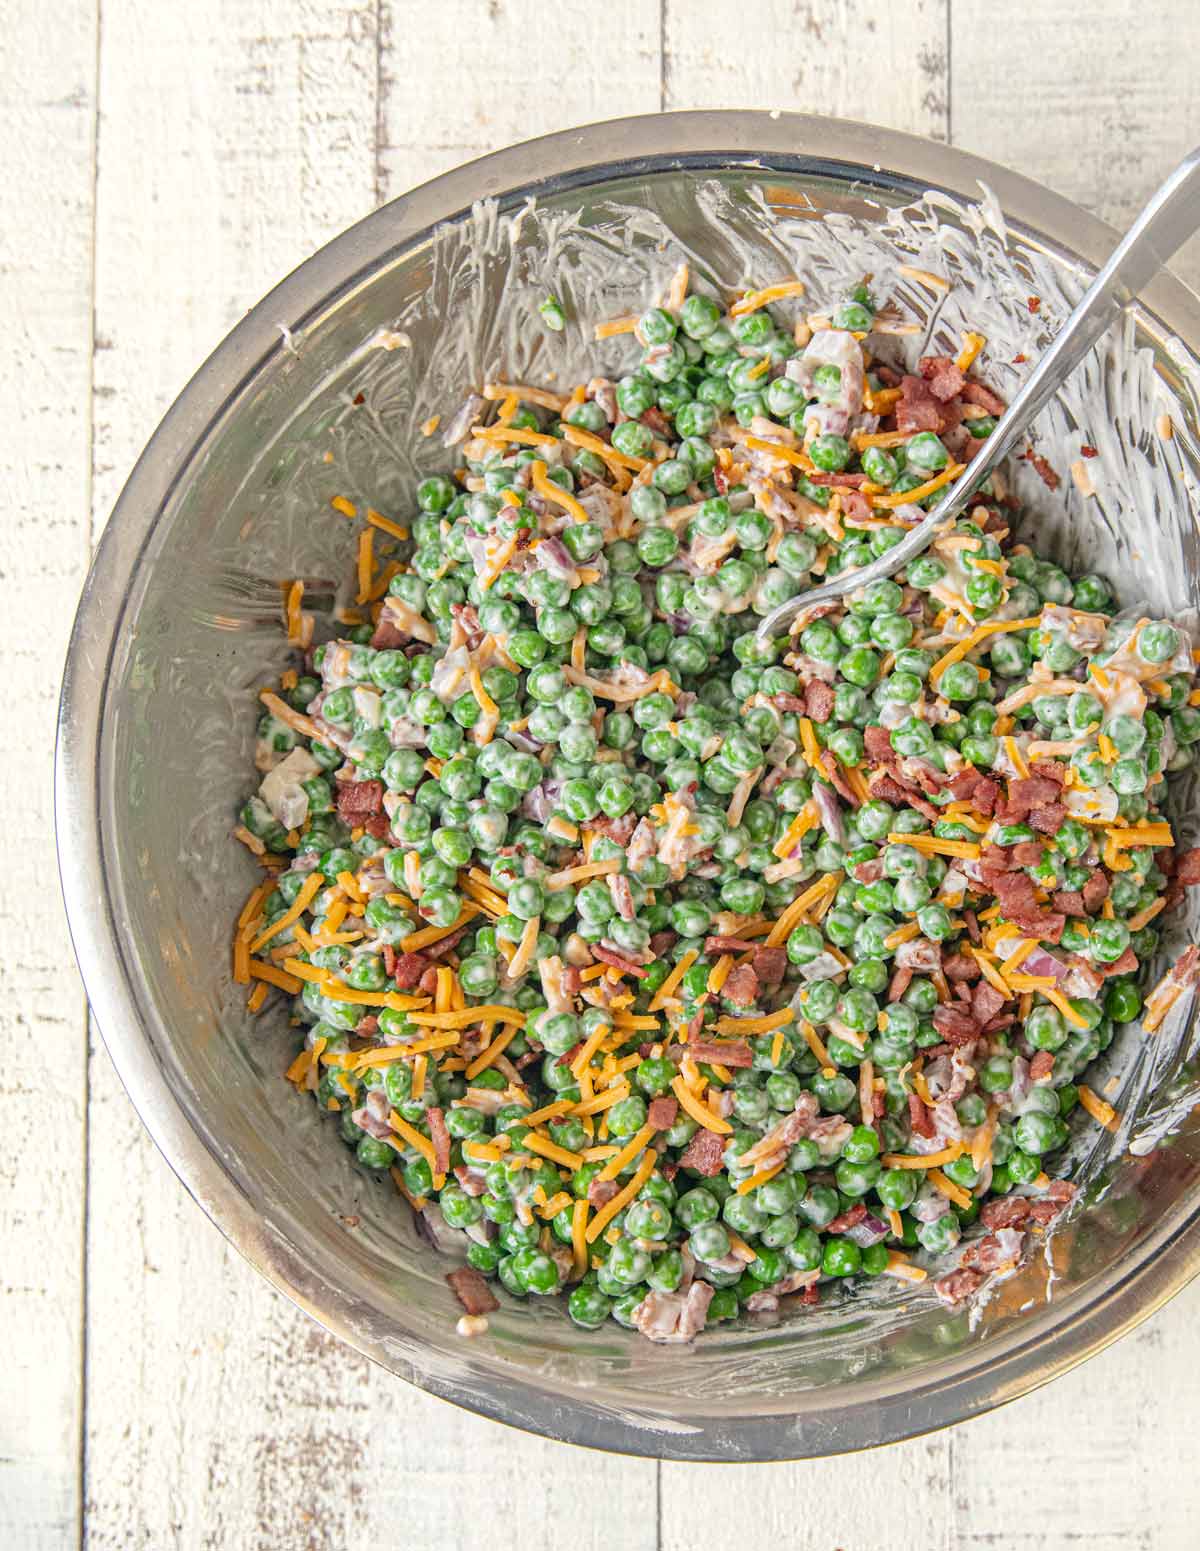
[
  {"left": 949, "top": 0, "right": 1200, "bottom": 292},
  {"left": 90, "top": 0, "right": 379, "bottom": 532},
  {"left": 84, "top": 3, "right": 383, "bottom": 1547},
  {"left": 377, "top": 0, "right": 662, "bottom": 199},
  {"left": 0, "top": 5, "right": 96, "bottom": 1548},
  {"left": 949, "top": 1279, "right": 1200, "bottom": 1551},
  {"left": 663, "top": 0, "right": 949, "bottom": 137},
  {"left": 662, "top": 1434, "right": 953, "bottom": 1551}
]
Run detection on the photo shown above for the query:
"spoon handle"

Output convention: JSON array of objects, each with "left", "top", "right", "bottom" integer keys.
[{"left": 755, "top": 145, "right": 1200, "bottom": 643}]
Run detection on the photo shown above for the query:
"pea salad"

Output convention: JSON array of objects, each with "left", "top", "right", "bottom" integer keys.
[{"left": 233, "top": 267, "right": 1200, "bottom": 1341}]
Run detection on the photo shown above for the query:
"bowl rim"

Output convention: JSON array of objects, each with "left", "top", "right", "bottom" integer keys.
[{"left": 55, "top": 109, "right": 1200, "bottom": 1461}]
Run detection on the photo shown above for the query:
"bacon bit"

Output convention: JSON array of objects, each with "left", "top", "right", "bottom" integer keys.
[
  {"left": 824, "top": 1203, "right": 867, "bottom": 1235},
  {"left": 1028, "top": 296, "right": 1041, "bottom": 313},
  {"left": 721, "top": 964, "right": 759, "bottom": 1008},
  {"left": 1024, "top": 449, "right": 1061, "bottom": 490},
  {"left": 908, "top": 1093, "right": 934, "bottom": 1139},
  {"left": 1080, "top": 444, "right": 1098, "bottom": 458},
  {"left": 687, "top": 1039, "right": 754, "bottom": 1069},
  {"left": 428, "top": 1107, "right": 451, "bottom": 1176},
  {"left": 446, "top": 1267, "right": 499, "bottom": 1316},
  {"left": 647, "top": 1096, "right": 679, "bottom": 1132},
  {"left": 678, "top": 1128, "right": 726, "bottom": 1177},
  {"left": 592, "top": 945, "right": 649, "bottom": 978}
]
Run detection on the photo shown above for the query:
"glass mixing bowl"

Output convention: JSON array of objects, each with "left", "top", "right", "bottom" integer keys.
[{"left": 56, "top": 111, "right": 1200, "bottom": 1460}]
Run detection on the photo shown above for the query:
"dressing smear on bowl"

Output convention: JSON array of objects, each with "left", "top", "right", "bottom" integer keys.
[{"left": 230, "top": 263, "right": 1200, "bottom": 1342}]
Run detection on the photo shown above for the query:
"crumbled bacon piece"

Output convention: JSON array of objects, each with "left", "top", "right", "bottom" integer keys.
[
  {"left": 428, "top": 1107, "right": 451, "bottom": 1176},
  {"left": 980, "top": 1196, "right": 1032, "bottom": 1230},
  {"left": 932, "top": 1004, "right": 981, "bottom": 1046},
  {"left": 1101, "top": 946, "right": 1139, "bottom": 978},
  {"left": 447, "top": 1267, "right": 499, "bottom": 1316},
  {"left": 961, "top": 380, "right": 1006, "bottom": 416},
  {"left": 1029, "top": 1051, "right": 1056, "bottom": 1081},
  {"left": 1080, "top": 444, "right": 1098, "bottom": 458},
  {"left": 1082, "top": 869, "right": 1111, "bottom": 912},
  {"left": 593, "top": 945, "right": 649, "bottom": 977},
  {"left": 888, "top": 965, "right": 914, "bottom": 1003},
  {"left": 371, "top": 617, "right": 410, "bottom": 649},
  {"left": 971, "top": 981, "right": 1007, "bottom": 1025},
  {"left": 959, "top": 1232, "right": 1020, "bottom": 1273},
  {"left": 752, "top": 946, "right": 787, "bottom": 990},
  {"left": 805, "top": 680, "right": 835, "bottom": 724},
  {"left": 1027, "top": 1179, "right": 1077, "bottom": 1224},
  {"left": 942, "top": 951, "right": 981, "bottom": 983},
  {"left": 720, "top": 965, "right": 759, "bottom": 1008},
  {"left": 1025, "top": 449, "right": 1061, "bottom": 490},
  {"left": 818, "top": 750, "right": 858, "bottom": 806},
  {"left": 1029, "top": 802, "right": 1066, "bottom": 835},
  {"left": 864, "top": 724, "right": 894, "bottom": 763},
  {"left": 1052, "top": 889, "right": 1086, "bottom": 918},
  {"left": 679, "top": 1129, "right": 726, "bottom": 1177},
  {"left": 908, "top": 1093, "right": 934, "bottom": 1138},
  {"left": 393, "top": 951, "right": 432, "bottom": 989},
  {"left": 704, "top": 936, "right": 758, "bottom": 954},
  {"left": 648, "top": 1096, "right": 679, "bottom": 1132},
  {"left": 587, "top": 1178, "right": 620, "bottom": 1209},
  {"left": 688, "top": 1038, "right": 754, "bottom": 1068},
  {"left": 589, "top": 813, "right": 639, "bottom": 845},
  {"left": 335, "top": 778, "right": 384, "bottom": 823},
  {"left": 918, "top": 354, "right": 966, "bottom": 403},
  {"left": 934, "top": 1267, "right": 985, "bottom": 1305},
  {"left": 824, "top": 1203, "right": 867, "bottom": 1235},
  {"left": 896, "top": 373, "right": 946, "bottom": 433},
  {"left": 1174, "top": 848, "right": 1200, "bottom": 886}
]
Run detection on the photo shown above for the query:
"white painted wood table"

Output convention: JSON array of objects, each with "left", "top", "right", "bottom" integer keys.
[{"left": 5, "top": 3, "right": 1200, "bottom": 1546}]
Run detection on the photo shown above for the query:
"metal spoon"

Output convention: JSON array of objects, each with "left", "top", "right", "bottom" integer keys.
[{"left": 755, "top": 146, "right": 1200, "bottom": 644}]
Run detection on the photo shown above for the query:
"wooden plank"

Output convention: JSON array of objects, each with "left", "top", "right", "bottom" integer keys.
[
  {"left": 663, "top": 0, "right": 949, "bottom": 137},
  {"left": 0, "top": 4, "right": 97, "bottom": 1547},
  {"left": 376, "top": 0, "right": 663, "bottom": 198},
  {"left": 950, "top": 1280, "right": 1200, "bottom": 1551},
  {"left": 662, "top": 1433, "right": 952, "bottom": 1550},
  {"left": 949, "top": 0, "right": 1200, "bottom": 292},
  {"left": 83, "top": 4, "right": 383, "bottom": 1547},
  {"left": 90, "top": 0, "right": 379, "bottom": 530}
]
